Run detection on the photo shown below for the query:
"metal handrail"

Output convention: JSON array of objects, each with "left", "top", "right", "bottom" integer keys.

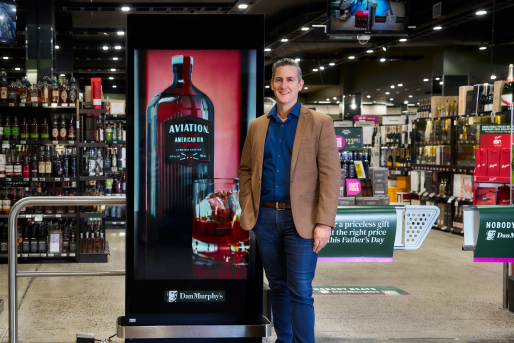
[{"left": 9, "top": 196, "right": 127, "bottom": 343}]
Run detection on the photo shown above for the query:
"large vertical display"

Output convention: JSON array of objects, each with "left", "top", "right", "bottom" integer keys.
[{"left": 126, "top": 14, "right": 264, "bottom": 336}]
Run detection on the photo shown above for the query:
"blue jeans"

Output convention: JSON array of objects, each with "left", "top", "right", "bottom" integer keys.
[{"left": 253, "top": 205, "right": 318, "bottom": 343}]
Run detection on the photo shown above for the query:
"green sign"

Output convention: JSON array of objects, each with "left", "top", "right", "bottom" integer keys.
[
  {"left": 164, "top": 290, "right": 225, "bottom": 303},
  {"left": 334, "top": 127, "right": 363, "bottom": 151},
  {"left": 474, "top": 205, "right": 514, "bottom": 263},
  {"left": 313, "top": 286, "right": 411, "bottom": 296},
  {"left": 318, "top": 206, "right": 397, "bottom": 262},
  {"left": 480, "top": 124, "right": 514, "bottom": 135}
]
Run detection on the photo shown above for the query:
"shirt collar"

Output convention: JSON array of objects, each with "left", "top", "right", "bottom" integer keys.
[{"left": 268, "top": 101, "right": 301, "bottom": 120}]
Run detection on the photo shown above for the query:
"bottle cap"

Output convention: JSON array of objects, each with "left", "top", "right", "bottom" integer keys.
[{"left": 172, "top": 55, "right": 193, "bottom": 66}]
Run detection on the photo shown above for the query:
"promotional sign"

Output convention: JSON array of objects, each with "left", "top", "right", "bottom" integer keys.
[
  {"left": 127, "top": 14, "right": 264, "bottom": 332},
  {"left": 346, "top": 179, "right": 362, "bottom": 197},
  {"left": 313, "top": 286, "right": 412, "bottom": 296},
  {"left": 353, "top": 115, "right": 379, "bottom": 124},
  {"left": 474, "top": 205, "right": 514, "bottom": 262},
  {"left": 334, "top": 127, "right": 363, "bottom": 151},
  {"left": 480, "top": 125, "right": 513, "bottom": 149},
  {"left": 318, "top": 206, "right": 397, "bottom": 262}
]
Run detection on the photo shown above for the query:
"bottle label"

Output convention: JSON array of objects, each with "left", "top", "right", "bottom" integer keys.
[
  {"left": 52, "top": 90, "right": 59, "bottom": 102},
  {"left": 164, "top": 117, "right": 211, "bottom": 166},
  {"left": 68, "top": 128, "right": 75, "bottom": 139},
  {"left": 20, "top": 92, "right": 27, "bottom": 103},
  {"left": 38, "top": 162, "right": 45, "bottom": 174},
  {"left": 69, "top": 91, "right": 76, "bottom": 102},
  {"left": 501, "top": 93, "right": 513, "bottom": 106},
  {"left": 6, "top": 165, "right": 13, "bottom": 174},
  {"left": 31, "top": 96, "right": 38, "bottom": 103},
  {"left": 14, "top": 165, "right": 22, "bottom": 174},
  {"left": 52, "top": 128, "right": 59, "bottom": 138},
  {"left": 2, "top": 199, "right": 10, "bottom": 210},
  {"left": 30, "top": 133, "right": 39, "bottom": 139},
  {"left": 45, "top": 162, "right": 52, "bottom": 174},
  {"left": 43, "top": 88, "right": 48, "bottom": 100},
  {"left": 41, "top": 133, "right": 49, "bottom": 139},
  {"left": 8, "top": 91, "right": 17, "bottom": 100},
  {"left": 4, "top": 127, "right": 11, "bottom": 137},
  {"left": 12, "top": 127, "right": 19, "bottom": 137},
  {"left": 23, "top": 165, "right": 30, "bottom": 177},
  {"left": 0, "top": 87, "right": 7, "bottom": 99},
  {"left": 61, "top": 91, "right": 68, "bottom": 102},
  {"left": 20, "top": 133, "right": 29, "bottom": 139},
  {"left": 60, "top": 128, "right": 67, "bottom": 138}
]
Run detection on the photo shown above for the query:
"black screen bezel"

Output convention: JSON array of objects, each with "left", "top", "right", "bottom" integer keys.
[{"left": 125, "top": 13, "right": 265, "bottom": 326}]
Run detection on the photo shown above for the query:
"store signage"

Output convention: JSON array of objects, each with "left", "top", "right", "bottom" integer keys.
[
  {"left": 164, "top": 290, "right": 225, "bottom": 303},
  {"left": 334, "top": 120, "right": 353, "bottom": 128},
  {"left": 164, "top": 115, "right": 211, "bottom": 166},
  {"left": 353, "top": 115, "right": 379, "bottom": 124},
  {"left": 474, "top": 205, "right": 514, "bottom": 262},
  {"left": 334, "top": 127, "right": 363, "bottom": 151},
  {"left": 345, "top": 179, "right": 362, "bottom": 196},
  {"left": 313, "top": 286, "right": 411, "bottom": 296},
  {"left": 318, "top": 206, "right": 397, "bottom": 262}
]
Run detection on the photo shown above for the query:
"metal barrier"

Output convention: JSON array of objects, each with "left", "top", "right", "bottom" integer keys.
[{"left": 8, "top": 196, "right": 127, "bottom": 343}]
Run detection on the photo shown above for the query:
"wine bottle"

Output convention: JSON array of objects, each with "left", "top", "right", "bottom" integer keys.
[
  {"left": 388, "top": 149, "right": 393, "bottom": 167},
  {"left": 501, "top": 64, "right": 514, "bottom": 113}
]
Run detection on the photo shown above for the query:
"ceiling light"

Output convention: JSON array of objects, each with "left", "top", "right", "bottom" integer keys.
[
  {"left": 423, "top": 78, "right": 429, "bottom": 82},
  {"left": 385, "top": 92, "right": 390, "bottom": 95},
  {"left": 373, "top": 101, "right": 376, "bottom": 103},
  {"left": 313, "top": 69, "right": 318, "bottom": 72},
  {"left": 409, "top": 95, "right": 413, "bottom": 98},
  {"left": 104, "top": 32, "right": 110, "bottom": 36},
  {"left": 337, "top": 101, "right": 340, "bottom": 104},
  {"left": 301, "top": 27, "right": 309, "bottom": 31},
  {"left": 12, "top": 8, "right": 15, "bottom": 12},
  {"left": 304, "top": 87, "right": 308, "bottom": 90},
  {"left": 281, "top": 38, "right": 288, "bottom": 42},
  {"left": 265, "top": 48, "right": 271, "bottom": 52},
  {"left": 333, "top": 97, "right": 337, "bottom": 100},
  {"left": 404, "top": 101, "right": 408, "bottom": 104},
  {"left": 417, "top": 102, "right": 420, "bottom": 105},
  {"left": 367, "top": 50, "right": 373, "bottom": 53},
  {"left": 295, "top": 58, "right": 300, "bottom": 62},
  {"left": 113, "top": 85, "right": 117, "bottom": 88},
  {"left": 476, "top": 10, "right": 487, "bottom": 15},
  {"left": 348, "top": 56, "right": 355, "bottom": 59},
  {"left": 320, "top": 67, "right": 324, "bottom": 70},
  {"left": 326, "top": 98, "right": 330, "bottom": 101},
  {"left": 2, "top": 57, "right": 7, "bottom": 59},
  {"left": 111, "top": 68, "right": 116, "bottom": 71},
  {"left": 55, "top": 46, "right": 59, "bottom": 49},
  {"left": 103, "top": 46, "right": 109, "bottom": 50},
  {"left": 367, "top": 95, "right": 371, "bottom": 98},
  {"left": 479, "top": 46, "right": 487, "bottom": 50},
  {"left": 491, "top": 75, "right": 497, "bottom": 80},
  {"left": 391, "top": 85, "right": 395, "bottom": 88},
  {"left": 383, "top": 46, "right": 387, "bottom": 51},
  {"left": 115, "top": 46, "right": 122, "bottom": 50},
  {"left": 380, "top": 58, "right": 386, "bottom": 62},
  {"left": 439, "top": 81, "right": 444, "bottom": 85},
  {"left": 265, "top": 85, "right": 270, "bottom": 88},
  {"left": 398, "top": 84, "right": 403, "bottom": 87},
  {"left": 121, "top": 7, "right": 130, "bottom": 11},
  {"left": 60, "top": 74, "right": 65, "bottom": 76},
  {"left": 390, "top": 98, "right": 394, "bottom": 101},
  {"left": 14, "top": 68, "right": 20, "bottom": 71},
  {"left": 109, "top": 77, "right": 114, "bottom": 80},
  {"left": 329, "top": 63, "right": 335, "bottom": 66},
  {"left": 113, "top": 57, "right": 119, "bottom": 60},
  {"left": 117, "top": 31, "right": 124, "bottom": 35},
  {"left": 399, "top": 39, "right": 407, "bottom": 42},
  {"left": 433, "top": 26, "right": 442, "bottom": 30},
  {"left": 238, "top": 4, "right": 248, "bottom": 9},
  {"left": 435, "top": 77, "right": 440, "bottom": 80}
]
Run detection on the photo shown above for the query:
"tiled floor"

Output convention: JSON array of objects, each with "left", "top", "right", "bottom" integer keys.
[{"left": 0, "top": 228, "right": 513, "bottom": 342}]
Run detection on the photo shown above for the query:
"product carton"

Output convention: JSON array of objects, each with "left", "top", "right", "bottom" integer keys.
[
  {"left": 397, "top": 192, "right": 411, "bottom": 204},
  {"left": 379, "top": 196, "right": 390, "bottom": 205},
  {"left": 459, "top": 86, "right": 474, "bottom": 115},
  {"left": 475, "top": 183, "right": 500, "bottom": 205},
  {"left": 397, "top": 176, "right": 411, "bottom": 189},
  {"left": 493, "top": 80, "right": 506, "bottom": 113},
  {"left": 500, "top": 148, "right": 511, "bottom": 178},
  {"left": 476, "top": 148, "right": 487, "bottom": 176},
  {"left": 338, "top": 197, "right": 356, "bottom": 206},
  {"left": 356, "top": 197, "right": 382, "bottom": 205},
  {"left": 452, "top": 174, "right": 473, "bottom": 199},
  {"left": 487, "top": 149, "right": 500, "bottom": 177},
  {"left": 410, "top": 171, "right": 420, "bottom": 192}
]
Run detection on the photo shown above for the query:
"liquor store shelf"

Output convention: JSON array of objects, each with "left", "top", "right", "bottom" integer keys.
[
  {"left": 475, "top": 176, "right": 511, "bottom": 183},
  {"left": 0, "top": 214, "right": 77, "bottom": 219},
  {"left": 432, "top": 224, "right": 464, "bottom": 236},
  {"left": 0, "top": 103, "right": 77, "bottom": 112},
  {"left": 105, "top": 141, "right": 126, "bottom": 146},
  {"left": 105, "top": 167, "right": 126, "bottom": 173},
  {"left": 2, "top": 140, "right": 76, "bottom": 146},
  {"left": 0, "top": 252, "right": 77, "bottom": 258},
  {"left": 456, "top": 140, "right": 479, "bottom": 145},
  {"left": 412, "top": 164, "right": 475, "bottom": 173},
  {"left": 106, "top": 115, "right": 126, "bottom": 120},
  {"left": 0, "top": 177, "right": 76, "bottom": 182},
  {"left": 78, "top": 142, "right": 106, "bottom": 148},
  {"left": 409, "top": 191, "right": 473, "bottom": 203},
  {"left": 79, "top": 212, "right": 108, "bottom": 218}
]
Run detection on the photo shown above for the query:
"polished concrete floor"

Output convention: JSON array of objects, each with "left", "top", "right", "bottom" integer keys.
[{"left": 0, "top": 229, "right": 513, "bottom": 342}]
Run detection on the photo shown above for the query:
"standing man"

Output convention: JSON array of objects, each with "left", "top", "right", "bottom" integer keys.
[{"left": 238, "top": 58, "right": 340, "bottom": 342}]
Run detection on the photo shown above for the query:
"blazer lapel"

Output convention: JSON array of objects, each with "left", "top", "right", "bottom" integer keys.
[
  {"left": 290, "top": 105, "right": 309, "bottom": 177},
  {"left": 255, "top": 115, "right": 271, "bottom": 179}
]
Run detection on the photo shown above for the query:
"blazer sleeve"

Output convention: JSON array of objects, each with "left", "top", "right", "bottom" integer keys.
[
  {"left": 315, "top": 116, "right": 341, "bottom": 228},
  {"left": 238, "top": 120, "right": 253, "bottom": 210}
]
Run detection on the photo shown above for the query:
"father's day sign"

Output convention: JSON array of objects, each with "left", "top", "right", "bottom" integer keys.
[
  {"left": 318, "top": 206, "right": 397, "bottom": 262},
  {"left": 474, "top": 205, "right": 514, "bottom": 263}
]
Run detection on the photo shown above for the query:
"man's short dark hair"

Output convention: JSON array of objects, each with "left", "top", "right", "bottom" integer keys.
[{"left": 272, "top": 58, "right": 302, "bottom": 82}]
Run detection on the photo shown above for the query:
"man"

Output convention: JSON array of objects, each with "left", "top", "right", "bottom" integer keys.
[{"left": 238, "top": 58, "right": 340, "bottom": 342}]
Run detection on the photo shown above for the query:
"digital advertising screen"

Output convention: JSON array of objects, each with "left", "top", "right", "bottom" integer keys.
[
  {"left": 0, "top": 0, "right": 16, "bottom": 44},
  {"left": 126, "top": 14, "right": 264, "bottom": 329},
  {"left": 327, "top": 0, "right": 408, "bottom": 36}
]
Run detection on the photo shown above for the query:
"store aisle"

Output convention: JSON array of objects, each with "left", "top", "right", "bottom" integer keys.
[{"left": 0, "top": 229, "right": 512, "bottom": 342}]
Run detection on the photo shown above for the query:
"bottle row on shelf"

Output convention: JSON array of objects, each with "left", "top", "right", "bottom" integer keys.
[
  {"left": 83, "top": 147, "right": 125, "bottom": 176},
  {"left": 0, "top": 73, "right": 78, "bottom": 106},
  {"left": 0, "top": 114, "right": 75, "bottom": 141},
  {"left": 385, "top": 148, "right": 412, "bottom": 168},
  {"left": 377, "top": 125, "right": 409, "bottom": 147},
  {"left": 339, "top": 150, "right": 370, "bottom": 179},
  {"left": 88, "top": 118, "right": 127, "bottom": 143}
]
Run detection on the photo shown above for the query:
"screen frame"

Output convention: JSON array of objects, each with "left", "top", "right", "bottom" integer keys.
[
  {"left": 326, "top": 0, "right": 409, "bottom": 37},
  {"left": 126, "top": 13, "right": 265, "bottom": 327},
  {"left": 0, "top": 0, "right": 17, "bottom": 44}
]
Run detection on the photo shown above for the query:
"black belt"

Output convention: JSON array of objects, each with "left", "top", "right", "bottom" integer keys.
[{"left": 261, "top": 201, "right": 291, "bottom": 210}]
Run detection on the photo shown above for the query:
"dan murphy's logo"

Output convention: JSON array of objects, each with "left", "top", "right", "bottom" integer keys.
[
  {"left": 165, "top": 290, "right": 225, "bottom": 303},
  {"left": 486, "top": 230, "right": 496, "bottom": 241}
]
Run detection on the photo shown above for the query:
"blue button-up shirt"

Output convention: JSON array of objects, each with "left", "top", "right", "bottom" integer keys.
[{"left": 261, "top": 101, "right": 300, "bottom": 203}]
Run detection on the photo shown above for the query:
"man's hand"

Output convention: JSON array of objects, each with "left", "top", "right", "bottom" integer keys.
[{"left": 313, "top": 224, "right": 332, "bottom": 253}]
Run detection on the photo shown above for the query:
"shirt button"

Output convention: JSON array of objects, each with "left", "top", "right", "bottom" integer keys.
[
  {"left": 281, "top": 125, "right": 284, "bottom": 127},
  {"left": 276, "top": 186, "right": 278, "bottom": 188},
  {"left": 279, "top": 139, "right": 282, "bottom": 142},
  {"left": 277, "top": 170, "right": 279, "bottom": 172},
  {"left": 278, "top": 155, "right": 280, "bottom": 157}
]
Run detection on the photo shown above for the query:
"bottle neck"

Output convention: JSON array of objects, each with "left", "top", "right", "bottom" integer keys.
[
  {"left": 508, "top": 66, "right": 514, "bottom": 82},
  {"left": 173, "top": 63, "right": 193, "bottom": 86}
]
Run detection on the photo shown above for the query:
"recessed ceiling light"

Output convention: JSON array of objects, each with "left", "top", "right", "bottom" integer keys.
[
  {"left": 14, "top": 68, "right": 20, "bottom": 71},
  {"left": 121, "top": 7, "right": 130, "bottom": 11},
  {"left": 109, "top": 77, "right": 114, "bottom": 80},
  {"left": 103, "top": 46, "right": 109, "bottom": 50},
  {"left": 326, "top": 98, "right": 330, "bottom": 101},
  {"left": 476, "top": 10, "right": 487, "bottom": 15},
  {"left": 348, "top": 56, "right": 355, "bottom": 59},
  {"left": 367, "top": 50, "right": 373, "bottom": 53},
  {"left": 382, "top": 46, "right": 387, "bottom": 51},
  {"left": 337, "top": 101, "right": 340, "bottom": 104},
  {"left": 2, "top": 57, "right": 7, "bottom": 59},
  {"left": 295, "top": 58, "right": 300, "bottom": 62},
  {"left": 333, "top": 97, "right": 337, "bottom": 100},
  {"left": 265, "top": 48, "right": 271, "bottom": 52},
  {"left": 390, "top": 98, "right": 394, "bottom": 101},
  {"left": 55, "top": 46, "right": 59, "bottom": 49},
  {"left": 398, "top": 84, "right": 403, "bottom": 87},
  {"left": 385, "top": 92, "right": 390, "bottom": 95},
  {"left": 104, "top": 32, "right": 110, "bottom": 36},
  {"left": 380, "top": 58, "right": 386, "bottom": 62},
  {"left": 423, "top": 78, "right": 429, "bottom": 82},
  {"left": 391, "top": 85, "right": 395, "bottom": 88},
  {"left": 281, "top": 38, "right": 288, "bottom": 42},
  {"left": 304, "top": 87, "right": 308, "bottom": 90},
  {"left": 399, "top": 39, "right": 407, "bottom": 42},
  {"left": 265, "top": 85, "right": 270, "bottom": 88},
  {"left": 111, "top": 68, "right": 116, "bottom": 71},
  {"left": 367, "top": 95, "right": 371, "bottom": 98},
  {"left": 491, "top": 75, "right": 497, "bottom": 80},
  {"left": 301, "top": 27, "right": 309, "bottom": 31},
  {"left": 320, "top": 66, "right": 324, "bottom": 70},
  {"left": 404, "top": 101, "right": 408, "bottom": 104},
  {"left": 439, "top": 81, "right": 444, "bottom": 85},
  {"left": 113, "top": 57, "right": 119, "bottom": 60},
  {"left": 373, "top": 101, "right": 376, "bottom": 103},
  {"left": 113, "top": 85, "right": 117, "bottom": 88},
  {"left": 479, "top": 46, "right": 487, "bottom": 50},
  {"left": 117, "top": 31, "right": 124, "bottom": 35},
  {"left": 329, "top": 63, "right": 335, "bottom": 66},
  {"left": 238, "top": 4, "right": 248, "bottom": 9},
  {"left": 435, "top": 77, "right": 440, "bottom": 80},
  {"left": 60, "top": 74, "right": 65, "bottom": 76},
  {"left": 115, "top": 46, "right": 122, "bottom": 50},
  {"left": 434, "top": 26, "right": 442, "bottom": 30},
  {"left": 409, "top": 95, "right": 413, "bottom": 98},
  {"left": 313, "top": 69, "right": 318, "bottom": 72},
  {"left": 12, "top": 8, "right": 15, "bottom": 12}
]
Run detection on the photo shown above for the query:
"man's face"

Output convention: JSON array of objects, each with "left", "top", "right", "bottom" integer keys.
[{"left": 271, "top": 65, "right": 304, "bottom": 108}]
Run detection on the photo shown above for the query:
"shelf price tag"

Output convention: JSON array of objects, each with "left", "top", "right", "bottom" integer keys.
[
  {"left": 429, "top": 193, "right": 435, "bottom": 197},
  {"left": 69, "top": 141, "right": 74, "bottom": 145},
  {"left": 55, "top": 214, "right": 61, "bottom": 218},
  {"left": 35, "top": 215, "right": 43, "bottom": 222},
  {"left": 55, "top": 178, "right": 61, "bottom": 182},
  {"left": 120, "top": 222, "right": 125, "bottom": 225},
  {"left": 423, "top": 192, "right": 429, "bottom": 197},
  {"left": 52, "top": 141, "right": 58, "bottom": 145},
  {"left": 447, "top": 196, "right": 455, "bottom": 203},
  {"left": 417, "top": 191, "right": 423, "bottom": 196},
  {"left": 64, "top": 178, "right": 70, "bottom": 182},
  {"left": 39, "top": 178, "right": 45, "bottom": 181},
  {"left": 23, "top": 178, "right": 29, "bottom": 181},
  {"left": 441, "top": 226, "right": 448, "bottom": 231},
  {"left": 21, "top": 254, "right": 28, "bottom": 257},
  {"left": 6, "top": 178, "right": 11, "bottom": 181},
  {"left": 8, "top": 103, "right": 14, "bottom": 107},
  {"left": 112, "top": 222, "right": 117, "bottom": 225},
  {"left": 32, "top": 178, "right": 38, "bottom": 181},
  {"left": 20, "top": 141, "right": 26, "bottom": 145},
  {"left": 32, "top": 103, "right": 38, "bottom": 107},
  {"left": 111, "top": 167, "right": 117, "bottom": 172}
]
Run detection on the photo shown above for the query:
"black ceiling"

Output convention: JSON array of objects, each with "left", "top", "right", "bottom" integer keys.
[{"left": 3, "top": 0, "right": 514, "bottom": 101}]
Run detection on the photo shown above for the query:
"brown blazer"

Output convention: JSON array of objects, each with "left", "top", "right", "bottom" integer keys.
[{"left": 237, "top": 104, "right": 341, "bottom": 239}]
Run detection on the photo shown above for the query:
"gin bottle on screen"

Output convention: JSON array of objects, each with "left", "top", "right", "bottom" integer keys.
[{"left": 146, "top": 55, "right": 214, "bottom": 243}]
